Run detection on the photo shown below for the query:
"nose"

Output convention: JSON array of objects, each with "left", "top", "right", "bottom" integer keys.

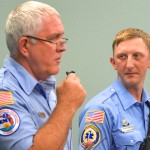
[
  {"left": 56, "top": 37, "right": 68, "bottom": 52},
  {"left": 56, "top": 42, "right": 67, "bottom": 52},
  {"left": 126, "top": 56, "right": 134, "bottom": 69}
]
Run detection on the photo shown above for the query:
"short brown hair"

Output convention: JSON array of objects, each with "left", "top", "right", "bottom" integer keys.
[{"left": 112, "top": 28, "right": 150, "bottom": 53}]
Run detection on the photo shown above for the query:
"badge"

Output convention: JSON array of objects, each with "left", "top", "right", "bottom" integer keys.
[
  {"left": 122, "top": 119, "right": 129, "bottom": 126},
  {"left": 80, "top": 124, "right": 100, "bottom": 148},
  {"left": 38, "top": 112, "right": 46, "bottom": 118},
  {"left": 0, "top": 108, "right": 20, "bottom": 136},
  {"left": 121, "top": 119, "right": 134, "bottom": 133}
]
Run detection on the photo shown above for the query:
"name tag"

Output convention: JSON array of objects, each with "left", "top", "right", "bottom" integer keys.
[
  {"left": 38, "top": 112, "right": 46, "bottom": 118},
  {"left": 121, "top": 125, "right": 134, "bottom": 133}
]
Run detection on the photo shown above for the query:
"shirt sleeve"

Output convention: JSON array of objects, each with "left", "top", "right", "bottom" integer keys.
[
  {"left": 0, "top": 92, "right": 37, "bottom": 150},
  {"left": 78, "top": 104, "right": 113, "bottom": 150}
]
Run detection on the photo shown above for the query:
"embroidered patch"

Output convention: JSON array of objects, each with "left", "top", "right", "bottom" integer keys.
[
  {"left": 80, "top": 124, "right": 100, "bottom": 148},
  {"left": 85, "top": 110, "right": 105, "bottom": 123},
  {"left": 0, "top": 91, "right": 14, "bottom": 107},
  {"left": 0, "top": 109, "right": 20, "bottom": 136}
]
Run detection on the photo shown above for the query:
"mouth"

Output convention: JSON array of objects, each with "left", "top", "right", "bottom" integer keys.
[
  {"left": 55, "top": 57, "right": 61, "bottom": 63},
  {"left": 125, "top": 72, "right": 137, "bottom": 76}
]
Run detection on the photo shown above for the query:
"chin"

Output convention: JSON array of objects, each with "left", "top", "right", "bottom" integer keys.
[
  {"left": 51, "top": 68, "right": 60, "bottom": 75},
  {"left": 53, "top": 71, "right": 59, "bottom": 75}
]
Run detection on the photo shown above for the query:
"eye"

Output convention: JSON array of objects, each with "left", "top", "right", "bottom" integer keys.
[
  {"left": 117, "top": 54, "right": 127, "bottom": 60},
  {"left": 49, "top": 36, "right": 59, "bottom": 43},
  {"left": 133, "top": 53, "right": 140, "bottom": 59},
  {"left": 48, "top": 34, "right": 63, "bottom": 43}
]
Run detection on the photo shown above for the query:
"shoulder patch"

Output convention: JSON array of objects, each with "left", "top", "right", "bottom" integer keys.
[
  {"left": 80, "top": 124, "right": 100, "bottom": 148},
  {"left": 0, "top": 108, "right": 20, "bottom": 136},
  {"left": 85, "top": 110, "right": 105, "bottom": 124},
  {"left": 0, "top": 91, "right": 14, "bottom": 106}
]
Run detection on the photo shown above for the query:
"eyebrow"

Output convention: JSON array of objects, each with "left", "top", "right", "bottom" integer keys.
[{"left": 46, "top": 33, "right": 62, "bottom": 40}]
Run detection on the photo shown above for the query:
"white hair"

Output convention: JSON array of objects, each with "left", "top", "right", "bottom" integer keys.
[{"left": 5, "top": 1, "right": 60, "bottom": 55}]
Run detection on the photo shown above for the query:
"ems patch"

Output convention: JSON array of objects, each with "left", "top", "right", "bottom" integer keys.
[
  {"left": 80, "top": 124, "right": 100, "bottom": 148},
  {"left": 0, "top": 91, "right": 14, "bottom": 107},
  {"left": 0, "top": 108, "right": 20, "bottom": 136},
  {"left": 85, "top": 110, "right": 105, "bottom": 124}
]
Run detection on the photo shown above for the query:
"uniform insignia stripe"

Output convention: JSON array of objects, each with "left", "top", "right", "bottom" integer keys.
[
  {"left": 0, "top": 92, "right": 14, "bottom": 106},
  {"left": 85, "top": 111, "right": 105, "bottom": 124}
]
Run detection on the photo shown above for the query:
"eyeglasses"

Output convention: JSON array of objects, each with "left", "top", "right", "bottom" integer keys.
[{"left": 24, "top": 35, "right": 68, "bottom": 48}]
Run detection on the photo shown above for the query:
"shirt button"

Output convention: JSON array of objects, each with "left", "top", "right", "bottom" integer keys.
[
  {"left": 130, "top": 140, "right": 134, "bottom": 144},
  {"left": 110, "top": 88, "right": 115, "bottom": 92}
]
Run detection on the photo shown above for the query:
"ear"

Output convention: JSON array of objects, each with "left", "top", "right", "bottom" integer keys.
[
  {"left": 18, "top": 37, "right": 30, "bottom": 58},
  {"left": 110, "top": 57, "right": 117, "bottom": 70}
]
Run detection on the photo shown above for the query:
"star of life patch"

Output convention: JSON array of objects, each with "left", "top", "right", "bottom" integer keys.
[
  {"left": 80, "top": 124, "right": 100, "bottom": 148},
  {"left": 0, "top": 108, "right": 20, "bottom": 136},
  {"left": 85, "top": 110, "right": 105, "bottom": 124},
  {"left": 0, "top": 91, "right": 14, "bottom": 107}
]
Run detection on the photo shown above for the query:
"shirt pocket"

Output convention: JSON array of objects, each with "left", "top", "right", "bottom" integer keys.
[{"left": 113, "top": 130, "right": 143, "bottom": 149}]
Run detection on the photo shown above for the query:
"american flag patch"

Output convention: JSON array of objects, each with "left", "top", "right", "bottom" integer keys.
[
  {"left": 0, "top": 91, "right": 14, "bottom": 106},
  {"left": 85, "top": 110, "right": 105, "bottom": 124}
]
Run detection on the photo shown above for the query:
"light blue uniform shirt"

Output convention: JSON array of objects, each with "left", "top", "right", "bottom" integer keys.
[
  {"left": 0, "top": 56, "right": 72, "bottom": 150},
  {"left": 79, "top": 78, "right": 150, "bottom": 150}
]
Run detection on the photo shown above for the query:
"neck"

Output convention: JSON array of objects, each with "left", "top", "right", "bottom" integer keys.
[{"left": 126, "top": 87, "right": 143, "bottom": 102}]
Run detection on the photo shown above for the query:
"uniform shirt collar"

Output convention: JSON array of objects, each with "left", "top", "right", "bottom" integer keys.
[
  {"left": 113, "top": 77, "right": 150, "bottom": 110},
  {"left": 3, "top": 56, "right": 56, "bottom": 95}
]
